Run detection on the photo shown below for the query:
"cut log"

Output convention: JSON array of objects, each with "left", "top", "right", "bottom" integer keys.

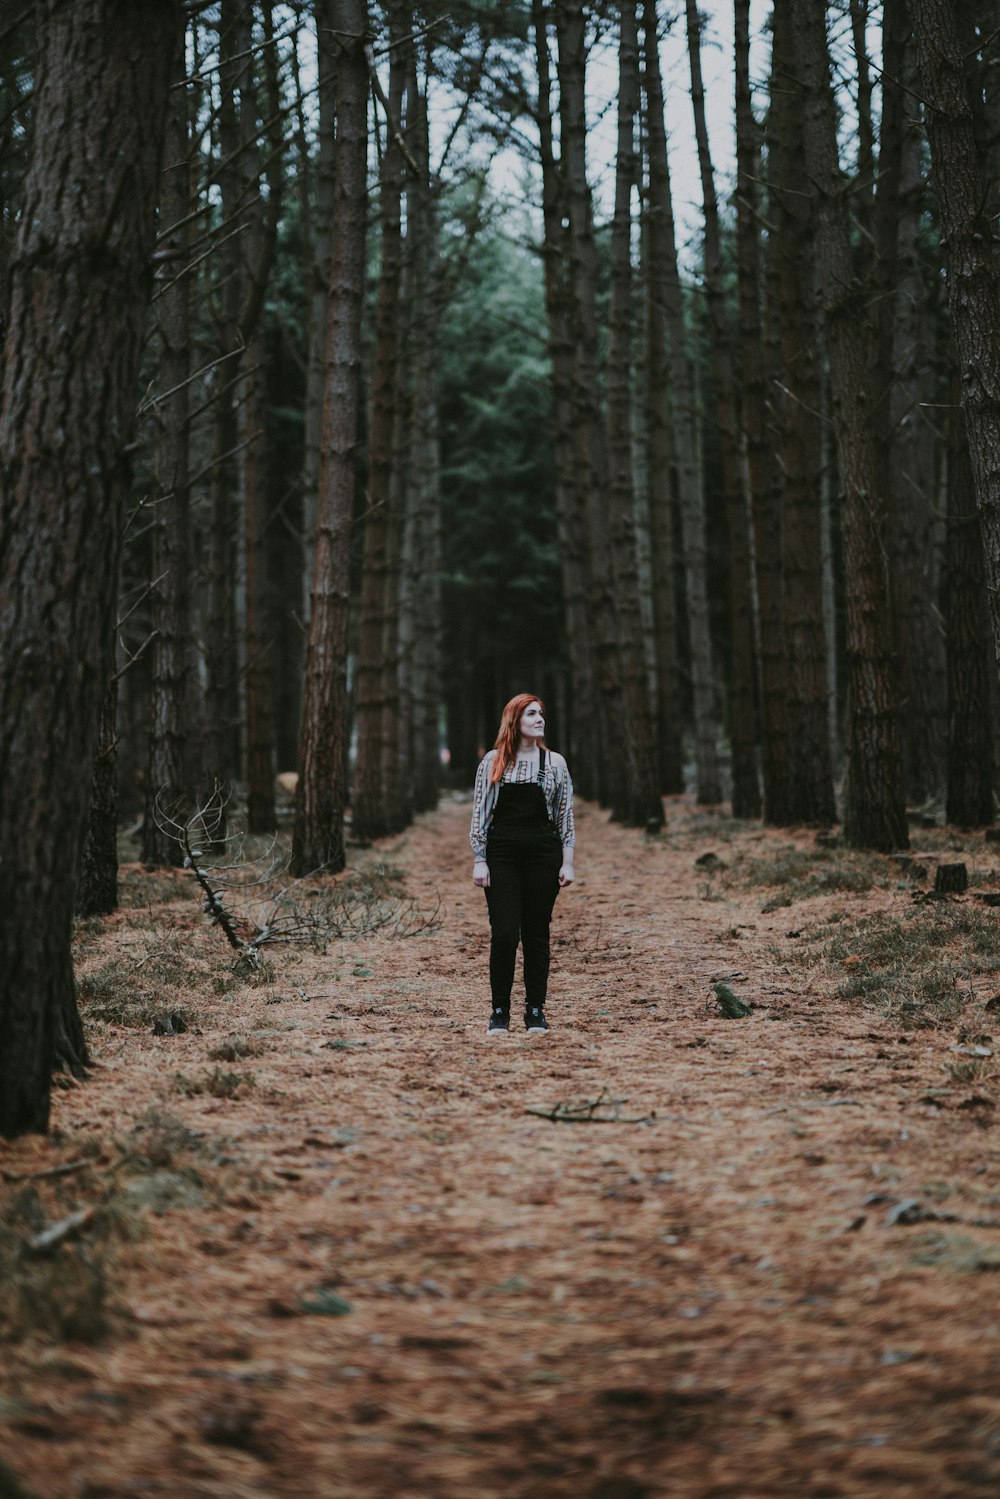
[{"left": 935, "top": 862, "right": 968, "bottom": 893}]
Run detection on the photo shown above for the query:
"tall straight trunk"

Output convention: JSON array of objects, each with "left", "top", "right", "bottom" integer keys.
[
  {"left": 912, "top": 0, "right": 1000, "bottom": 687},
  {"left": 772, "top": 1, "right": 836, "bottom": 826},
  {"left": 532, "top": 0, "right": 599, "bottom": 798},
  {"left": 945, "top": 372, "right": 994, "bottom": 825},
  {"left": 203, "top": 0, "right": 245, "bottom": 807},
  {"left": 607, "top": 0, "right": 663, "bottom": 828},
  {"left": 142, "top": 58, "right": 193, "bottom": 863},
  {"left": 353, "top": 5, "right": 408, "bottom": 843},
  {"left": 793, "top": 3, "right": 908, "bottom": 850},
  {"left": 873, "top": 4, "right": 945, "bottom": 804},
  {"left": 302, "top": 0, "right": 336, "bottom": 601},
  {"left": 555, "top": 0, "right": 627, "bottom": 815},
  {"left": 399, "top": 50, "right": 440, "bottom": 816},
  {"left": 77, "top": 660, "right": 120, "bottom": 917},
  {"left": 642, "top": 0, "right": 722, "bottom": 803},
  {"left": 739, "top": 0, "right": 786, "bottom": 821},
  {"left": 642, "top": 185, "right": 684, "bottom": 793},
  {"left": 241, "top": 2, "right": 282, "bottom": 833},
  {"left": 685, "top": 0, "right": 759, "bottom": 817},
  {"left": 291, "top": 0, "right": 368, "bottom": 876},
  {"left": 0, "top": 0, "right": 177, "bottom": 1138}
]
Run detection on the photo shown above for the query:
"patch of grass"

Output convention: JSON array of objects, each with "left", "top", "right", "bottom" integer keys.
[
  {"left": 207, "top": 1037, "right": 263, "bottom": 1063},
  {"left": 0, "top": 1186, "right": 112, "bottom": 1344},
  {"left": 729, "top": 845, "right": 892, "bottom": 909},
  {"left": 122, "top": 1107, "right": 207, "bottom": 1169},
  {"left": 76, "top": 944, "right": 203, "bottom": 1029},
  {"left": 174, "top": 1067, "right": 255, "bottom": 1100},
  {"left": 118, "top": 866, "right": 189, "bottom": 908},
  {"left": 805, "top": 903, "right": 1000, "bottom": 1026}
]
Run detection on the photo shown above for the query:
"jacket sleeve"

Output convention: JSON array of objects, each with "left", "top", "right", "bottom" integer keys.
[
  {"left": 554, "top": 757, "right": 575, "bottom": 851},
  {"left": 470, "top": 753, "right": 493, "bottom": 860}
]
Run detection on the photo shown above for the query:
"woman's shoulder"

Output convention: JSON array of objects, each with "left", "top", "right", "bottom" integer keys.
[
  {"left": 545, "top": 748, "right": 569, "bottom": 773},
  {"left": 476, "top": 749, "right": 497, "bottom": 776}
]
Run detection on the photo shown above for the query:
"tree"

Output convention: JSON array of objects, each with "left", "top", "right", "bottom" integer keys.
[
  {"left": 292, "top": 0, "right": 369, "bottom": 876},
  {"left": 792, "top": 1, "right": 908, "bottom": 850},
  {"left": 0, "top": 0, "right": 179, "bottom": 1137},
  {"left": 913, "top": 0, "right": 1000, "bottom": 681}
]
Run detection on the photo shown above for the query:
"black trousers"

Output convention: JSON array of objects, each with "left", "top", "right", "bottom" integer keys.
[{"left": 485, "top": 830, "right": 561, "bottom": 1011}]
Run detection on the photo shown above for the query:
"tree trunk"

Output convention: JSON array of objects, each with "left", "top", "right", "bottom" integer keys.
[
  {"left": 555, "top": 0, "right": 628, "bottom": 815},
  {"left": 0, "top": 0, "right": 178, "bottom": 1137},
  {"left": 292, "top": 0, "right": 368, "bottom": 876},
  {"left": 912, "top": 0, "right": 1000, "bottom": 686},
  {"left": 532, "top": 0, "right": 600, "bottom": 799},
  {"left": 354, "top": 5, "right": 409, "bottom": 843},
  {"left": 685, "top": 0, "right": 759, "bottom": 818},
  {"left": 642, "top": 0, "right": 722, "bottom": 804},
  {"left": 945, "top": 372, "right": 995, "bottom": 826},
  {"left": 771, "top": 0, "right": 836, "bottom": 826},
  {"left": 142, "top": 56, "right": 193, "bottom": 864},
  {"left": 740, "top": 0, "right": 787, "bottom": 822},
  {"left": 302, "top": 0, "right": 336, "bottom": 603},
  {"left": 77, "top": 662, "right": 120, "bottom": 918},
  {"left": 793, "top": 2, "right": 908, "bottom": 850},
  {"left": 607, "top": 0, "right": 663, "bottom": 828}
]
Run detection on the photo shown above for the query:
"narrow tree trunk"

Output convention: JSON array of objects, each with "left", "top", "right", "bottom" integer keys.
[
  {"left": 912, "top": 0, "right": 1000, "bottom": 685},
  {"left": 77, "top": 662, "right": 120, "bottom": 918},
  {"left": 555, "top": 0, "right": 628, "bottom": 815},
  {"left": 532, "top": 0, "right": 600, "bottom": 798},
  {"left": 642, "top": 0, "right": 722, "bottom": 803},
  {"left": 739, "top": 0, "right": 787, "bottom": 821},
  {"left": 607, "top": 0, "right": 663, "bottom": 828},
  {"left": 354, "top": 5, "right": 408, "bottom": 843},
  {"left": 793, "top": 2, "right": 908, "bottom": 850},
  {"left": 292, "top": 0, "right": 368, "bottom": 876},
  {"left": 642, "top": 181, "right": 684, "bottom": 794},
  {"left": 685, "top": 0, "right": 759, "bottom": 818},
  {"left": 302, "top": 0, "right": 336, "bottom": 601},
  {"left": 0, "top": 0, "right": 178, "bottom": 1137},
  {"left": 945, "top": 373, "right": 995, "bottom": 825},
  {"left": 142, "top": 58, "right": 193, "bottom": 863},
  {"left": 771, "top": 1, "right": 836, "bottom": 826}
]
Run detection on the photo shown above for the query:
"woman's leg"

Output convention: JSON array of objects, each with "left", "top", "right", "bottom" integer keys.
[
  {"left": 484, "top": 840, "right": 523, "bottom": 1014},
  {"left": 519, "top": 841, "right": 561, "bottom": 1008}
]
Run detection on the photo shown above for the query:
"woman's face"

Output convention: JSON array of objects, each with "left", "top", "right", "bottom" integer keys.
[{"left": 519, "top": 701, "right": 545, "bottom": 741}]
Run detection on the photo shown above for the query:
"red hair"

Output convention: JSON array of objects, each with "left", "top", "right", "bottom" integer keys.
[{"left": 490, "top": 693, "right": 545, "bottom": 784}]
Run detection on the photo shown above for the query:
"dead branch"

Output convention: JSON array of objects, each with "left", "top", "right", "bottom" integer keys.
[
  {"left": 2, "top": 1159, "right": 91, "bottom": 1184},
  {"left": 525, "top": 1089, "right": 655, "bottom": 1125},
  {"left": 24, "top": 1207, "right": 97, "bottom": 1257}
]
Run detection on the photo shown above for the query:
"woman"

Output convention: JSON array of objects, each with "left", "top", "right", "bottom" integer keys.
[{"left": 470, "top": 694, "right": 575, "bottom": 1033}]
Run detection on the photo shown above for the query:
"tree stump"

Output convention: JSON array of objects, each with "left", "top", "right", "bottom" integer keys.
[{"left": 935, "top": 863, "right": 968, "bottom": 894}]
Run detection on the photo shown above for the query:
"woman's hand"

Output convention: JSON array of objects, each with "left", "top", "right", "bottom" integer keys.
[
  {"left": 558, "top": 863, "right": 574, "bottom": 888},
  {"left": 473, "top": 860, "right": 491, "bottom": 888}
]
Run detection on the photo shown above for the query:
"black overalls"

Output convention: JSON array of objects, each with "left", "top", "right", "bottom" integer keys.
[{"left": 485, "top": 748, "right": 563, "bottom": 1017}]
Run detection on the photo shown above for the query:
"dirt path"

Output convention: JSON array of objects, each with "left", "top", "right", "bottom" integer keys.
[{"left": 3, "top": 795, "right": 1000, "bottom": 1497}]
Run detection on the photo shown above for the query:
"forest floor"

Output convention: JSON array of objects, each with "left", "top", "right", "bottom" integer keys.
[{"left": 4, "top": 792, "right": 1000, "bottom": 1498}]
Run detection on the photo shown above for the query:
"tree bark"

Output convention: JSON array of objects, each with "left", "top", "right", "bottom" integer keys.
[
  {"left": 142, "top": 54, "right": 193, "bottom": 864},
  {"left": 77, "top": 661, "right": 120, "bottom": 918},
  {"left": 793, "top": 2, "right": 908, "bottom": 850},
  {"left": 292, "top": 0, "right": 369, "bottom": 875},
  {"left": 0, "top": 0, "right": 178, "bottom": 1137},
  {"left": 912, "top": 0, "right": 1000, "bottom": 688},
  {"left": 354, "top": 4, "right": 409, "bottom": 843},
  {"left": 685, "top": 0, "right": 759, "bottom": 818},
  {"left": 607, "top": 0, "right": 663, "bottom": 828},
  {"left": 555, "top": 0, "right": 628, "bottom": 815},
  {"left": 532, "top": 0, "right": 600, "bottom": 798},
  {"left": 945, "top": 371, "right": 995, "bottom": 826},
  {"left": 642, "top": 0, "right": 722, "bottom": 804}
]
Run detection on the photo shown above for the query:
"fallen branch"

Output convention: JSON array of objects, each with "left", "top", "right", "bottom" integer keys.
[
  {"left": 2, "top": 1159, "right": 91, "bottom": 1185},
  {"left": 24, "top": 1207, "right": 97, "bottom": 1257},
  {"left": 525, "top": 1089, "right": 655, "bottom": 1125}
]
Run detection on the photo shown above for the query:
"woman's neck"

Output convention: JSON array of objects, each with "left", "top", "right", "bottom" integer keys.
[{"left": 516, "top": 739, "right": 541, "bottom": 758}]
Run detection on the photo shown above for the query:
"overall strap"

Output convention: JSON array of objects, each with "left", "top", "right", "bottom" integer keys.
[{"left": 537, "top": 747, "right": 547, "bottom": 785}]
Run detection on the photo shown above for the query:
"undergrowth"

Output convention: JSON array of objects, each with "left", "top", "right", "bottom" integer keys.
[
  {"left": 726, "top": 844, "right": 895, "bottom": 910},
  {"left": 798, "top": 900, "right": 1000, "bottom": 1026}
]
